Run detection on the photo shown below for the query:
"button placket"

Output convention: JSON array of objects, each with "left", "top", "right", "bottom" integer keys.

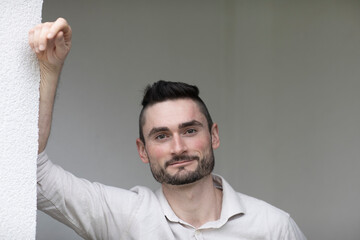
[{"left": 194, "top": 230, "right": 203, "bottom": 240}]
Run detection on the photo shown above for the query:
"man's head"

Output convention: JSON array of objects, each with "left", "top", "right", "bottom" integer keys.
[
  {"left": 136, "top": 80, "right": 220, "bottom": 186},
  {"left": 139, "top": 80, "right": 213, "bottom": 144}
]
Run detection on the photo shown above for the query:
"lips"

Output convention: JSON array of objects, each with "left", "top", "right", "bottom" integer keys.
[
  {"left": 169, "top": 160, "right": 193, "bottom": 166},
  {"left": 165, "top": 155, "right": 199, "bottom": 168}
]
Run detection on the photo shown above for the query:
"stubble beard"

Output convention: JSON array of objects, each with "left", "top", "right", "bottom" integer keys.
[{"left": 148, "top": 148, "right": 215, "bottom": 185}]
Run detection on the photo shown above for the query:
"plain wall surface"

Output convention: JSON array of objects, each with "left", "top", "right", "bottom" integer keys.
[
  {"left": 0, "top": 1, "right": 42, "bottom": 239},
  {"left": 37, "top": 1, "right": 360, "bottom": 239}
]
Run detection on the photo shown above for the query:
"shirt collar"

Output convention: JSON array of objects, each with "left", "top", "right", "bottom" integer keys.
[{"left": 155, "top": 174, "right": 245, "bottom": 229}]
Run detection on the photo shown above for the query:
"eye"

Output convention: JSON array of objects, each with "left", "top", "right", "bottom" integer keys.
[
  {"left": 155, "top": 133, "right": 168, "bottom": 140},
  {"left": 184, "top": 128, "right": 197, "bottom": 135}
]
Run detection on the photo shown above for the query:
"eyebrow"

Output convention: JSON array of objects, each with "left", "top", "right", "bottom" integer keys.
[
  {"left": 178, "top": 120, "right": 203, "bottom": 129},
  {"left": 148, "top": 127, "right": 170, "bottom": 138},
  {"left": 147, "top": 120, "right": 203, "bottom": 138}
]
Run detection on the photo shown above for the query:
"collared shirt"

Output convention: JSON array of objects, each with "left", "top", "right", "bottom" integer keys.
[{"left": 37, "top": 152, "right": 306, "bottom": 240}]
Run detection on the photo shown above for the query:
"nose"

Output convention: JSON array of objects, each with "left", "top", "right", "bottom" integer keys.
[{"left": 171, "top": 134, "right": 187, "bottom": 155}]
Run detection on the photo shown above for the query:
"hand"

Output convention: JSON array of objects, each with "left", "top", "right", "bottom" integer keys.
[
  {"left": 29, "top": 17, "right": 72, "bottom": 71},
  {"left": 29, "top": 18, "right": 72, "bottom": 154}
]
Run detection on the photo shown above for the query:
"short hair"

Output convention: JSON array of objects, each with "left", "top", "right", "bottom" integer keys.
[{"left": 139, "top": 80, "right": 213, "bottom": 144}]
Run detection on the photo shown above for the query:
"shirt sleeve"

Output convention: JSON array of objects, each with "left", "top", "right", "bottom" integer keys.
[
  {"left": 284, "top": 216, "right": 307, "bottom": 240},
  {"left": 37, "top": 152, "right": 140, "bottom": 239}
]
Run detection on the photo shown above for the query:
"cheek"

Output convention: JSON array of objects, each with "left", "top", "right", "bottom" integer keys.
[
  {"left": 186, "top": 136, "right": 211, "bottom": 152},
  {"left": 147, "top": 144, "right": 169, "bottom": 160}
]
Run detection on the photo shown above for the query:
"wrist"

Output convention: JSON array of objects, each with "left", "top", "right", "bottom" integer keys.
[
  {"left": 40, "top": 60, "right": 63, "bottom": 75},
  {"left": 39, "top": 65, "right": 61, "bottom": 105},
  {"left": 39, "top": 61, "right": 62, "bottom": 88}
]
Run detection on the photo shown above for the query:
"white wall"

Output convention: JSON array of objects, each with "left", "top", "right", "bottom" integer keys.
[
  {"left": 0, "top": 1, "right": 42, "bottom": 239},
  {"left": 37, "top": 1, "right": 360, "bottom": 239}
]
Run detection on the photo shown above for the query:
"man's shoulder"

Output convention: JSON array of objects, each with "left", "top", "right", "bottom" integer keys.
[
  {"left": 236, "top": 191, "right": 290, "bottom": 225},
  {"left": 216, "top": 175, "right": 290, "bottom": 225}
]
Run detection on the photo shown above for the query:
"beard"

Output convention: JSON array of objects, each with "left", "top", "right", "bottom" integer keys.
[{"left": 148, "top": 148, "right": 215, "bottom": 185}]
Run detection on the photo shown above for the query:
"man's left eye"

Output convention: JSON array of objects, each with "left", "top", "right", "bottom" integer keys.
[{"left": 185, "top": 129, "right": 197, "bottom": 134}]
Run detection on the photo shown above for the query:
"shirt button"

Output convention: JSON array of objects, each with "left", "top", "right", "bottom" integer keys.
[{"left": 194, "top": 230, "right": 201, "bottom": 237}]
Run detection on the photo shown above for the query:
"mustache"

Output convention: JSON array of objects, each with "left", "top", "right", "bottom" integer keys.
[{"left": 165, "top": 155, "right": 199, "bottom": 168}]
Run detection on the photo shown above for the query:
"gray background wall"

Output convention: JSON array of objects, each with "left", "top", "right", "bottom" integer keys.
[{"left": 37, "top": 0, "right": 360, "bottom": 239}]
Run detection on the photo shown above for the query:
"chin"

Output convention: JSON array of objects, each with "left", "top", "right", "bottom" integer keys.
[{"left": 166, "top": 170, "right": 204, "bottom": 185}]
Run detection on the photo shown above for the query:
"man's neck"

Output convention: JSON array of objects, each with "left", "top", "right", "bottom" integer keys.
[{"left": 162, "top": 174, "right": 223, "bottom": 228}]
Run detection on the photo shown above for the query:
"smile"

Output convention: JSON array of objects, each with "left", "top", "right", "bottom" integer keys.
[
  {"left": 165, "top": 155, "right": 199, "bottom": 168},
  {"left": 169, "top": 160, "right": 195, "bottom": 167}
]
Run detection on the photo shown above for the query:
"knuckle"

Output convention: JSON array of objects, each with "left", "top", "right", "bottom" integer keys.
[{"left": 57, "top": 17, "right": 67, "bottom": 24}]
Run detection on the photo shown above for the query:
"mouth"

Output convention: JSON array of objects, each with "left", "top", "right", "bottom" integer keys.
[
  {"left": 165, "top": 155, "right": 199, "bottom": 168},
  {"left": 169, "top": 160, "right": 194, "bottom": 167}
]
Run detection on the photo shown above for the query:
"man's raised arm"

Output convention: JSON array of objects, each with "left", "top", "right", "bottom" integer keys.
[{"left": 28, "top": 18, "right": 72, "bottom": 153}]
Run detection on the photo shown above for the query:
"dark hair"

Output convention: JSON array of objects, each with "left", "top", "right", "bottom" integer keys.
[{"left": 139, "top": 80, "right": 213, "bottom": 143}]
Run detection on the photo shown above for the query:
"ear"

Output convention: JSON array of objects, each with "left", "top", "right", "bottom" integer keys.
[
  {"left": 136, "top": 138, "right": 149, "bottom": 164},
  {"left": 210, "top": 123, "right": 220, "bottom": 150}
]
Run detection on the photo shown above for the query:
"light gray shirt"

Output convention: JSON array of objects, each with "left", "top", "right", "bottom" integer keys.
[{"left": 37, "top": 152, "right": 306, "bottom": 240}]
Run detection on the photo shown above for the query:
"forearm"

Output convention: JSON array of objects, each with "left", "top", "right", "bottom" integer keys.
[
  {"left": 28, "top": 18, "right": 72, "bottom": 153},
  {"left": 38, "top": 63, "right": 62, "bottom": 153}
]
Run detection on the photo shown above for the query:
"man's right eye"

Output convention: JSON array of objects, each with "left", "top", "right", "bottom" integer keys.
[{"left": 155, "top": 134, "right": 167, "bottom": 140}]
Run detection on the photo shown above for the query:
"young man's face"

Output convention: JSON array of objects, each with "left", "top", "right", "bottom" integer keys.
[{"left": 136, "top": 99, "right": 220, "bottom": 185}]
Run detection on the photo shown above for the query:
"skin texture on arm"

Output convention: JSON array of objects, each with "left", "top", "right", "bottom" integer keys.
[{"left": 28, "top": 18, "right": 72, "bottom": 153}]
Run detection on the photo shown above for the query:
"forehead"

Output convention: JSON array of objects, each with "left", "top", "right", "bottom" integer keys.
[{"left": 143, "top": 99, "right": 205, "bottom": 130}]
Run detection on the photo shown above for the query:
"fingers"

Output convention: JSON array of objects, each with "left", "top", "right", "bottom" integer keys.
[
  {"left": 29, "top": 22, "right": 52, "bottom": 53},
  {"left": 54, "top": 31, "right": 67, "bottom": 58},
  {"left": 47, "top": 18, "right": 71, "bottom": 42},
  {"left": 38, "top": 23, "right": 51, "bottom": 51},
  {"left": 28, "top": 17, "right": 72, "bottom": 54}
]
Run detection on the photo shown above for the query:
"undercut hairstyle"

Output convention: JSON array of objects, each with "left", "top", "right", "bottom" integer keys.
[{"left": 139, "top": 80, "right": 213, "bottom": 144}]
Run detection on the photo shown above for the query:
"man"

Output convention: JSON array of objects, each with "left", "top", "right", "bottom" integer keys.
[{"left": 29, "top": 18, "right": 306, "bottom": 239}]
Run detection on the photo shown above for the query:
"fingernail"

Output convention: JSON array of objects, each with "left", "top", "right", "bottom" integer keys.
[
  {"left": 47, "top": 33, "right": 53, "bottom": 38},
  {"left": 39, "top": 44, "right": 45, "bottom": 51}
]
